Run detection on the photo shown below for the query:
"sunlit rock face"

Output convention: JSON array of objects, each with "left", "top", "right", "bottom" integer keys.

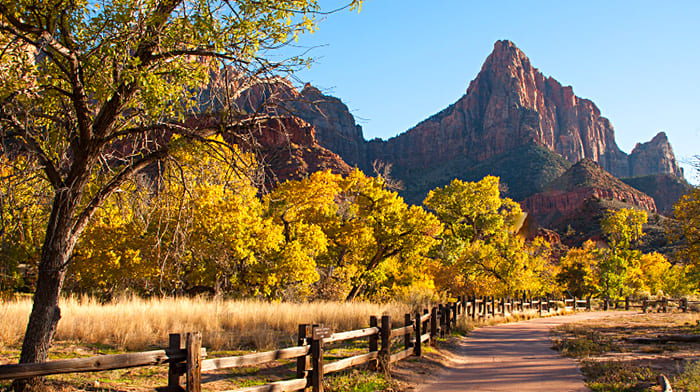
[
  {"left": 290, "top": 40, "right": 683, "bottom": 186},
  {"left": 628, "top": 132, "right": 684, "bottom": 178}
]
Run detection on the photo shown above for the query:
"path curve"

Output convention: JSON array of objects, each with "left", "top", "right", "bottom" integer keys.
[{"left": 419, "top": 311, "right": 623, "bottom": 392}]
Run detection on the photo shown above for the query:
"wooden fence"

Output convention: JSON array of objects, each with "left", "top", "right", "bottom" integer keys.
[
  {"left": 0, "top": 295, "right": 695, "bottom": 392},
  {"left": 568, "top": 296, "right": 699, "bottom": 313}
]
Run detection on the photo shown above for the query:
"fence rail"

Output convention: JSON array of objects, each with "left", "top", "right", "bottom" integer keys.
[{"left": 1, "top": 295, "right": 695, "bottom": 392}]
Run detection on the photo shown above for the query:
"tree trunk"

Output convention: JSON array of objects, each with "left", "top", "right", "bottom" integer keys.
[
  {"left": 13, "top": 190, "right": 80, "bottom": 392},
  {"left": 345, "top": 246, "right": 386, "bottom": 301}
]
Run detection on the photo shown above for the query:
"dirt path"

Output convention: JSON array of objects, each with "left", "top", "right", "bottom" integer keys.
[{"left": 419, "top": 311, "right": 626, "bottom": 392}]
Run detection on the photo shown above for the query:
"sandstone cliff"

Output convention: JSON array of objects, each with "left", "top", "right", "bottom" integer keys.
[
  {"left": 227, "top": 116, "right": 352, "bottom": 188},
  {"left": 622, "top": 173, "right": 693, "bottom": 215},
  {"left": 284, "top": 84, "right": 368, "bottom": 169},
  {"left": 286, "top": 40, "right": 684, "bottom": 204},
  {"left": 521, "top": 159, "right": 657, "bottom": 228},
  {"left": 628, "top": 132, "right": 684, "bottom": 178}
]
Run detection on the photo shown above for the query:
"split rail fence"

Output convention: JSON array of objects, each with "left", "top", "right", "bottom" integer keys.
[{"left": 0, "top": 294, "right": 695, "bottom": 392}]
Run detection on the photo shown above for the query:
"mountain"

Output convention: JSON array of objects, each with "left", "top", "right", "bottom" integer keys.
[
  {"left": 622, "top": 174, "right": 693, "bottom": 215},
  {"left": 520, "top": 159, "right": 675, "bottom": 251},
  {"left": 286, "top": 40, "right": 684, "bottom": 206},
  {"left": 627, "top": 132, "right": 684, "bottom": 178},
  {"left": 225, "top": 116, "right": 352, "bottom": 188},
  {"left": 521, "top": 159, "right": 657, "bottom": 227}
]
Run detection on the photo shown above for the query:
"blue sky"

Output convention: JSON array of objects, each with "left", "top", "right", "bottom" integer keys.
[{"left": 284, "top": 0, "right": 700, "bottom": 183}]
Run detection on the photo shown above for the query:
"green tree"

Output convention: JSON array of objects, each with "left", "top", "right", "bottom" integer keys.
[{"left": 0, "top": 0, "right": 361, "bottom": 382}]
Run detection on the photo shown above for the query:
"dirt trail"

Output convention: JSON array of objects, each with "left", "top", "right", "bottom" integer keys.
[{"left": 419, "top": 312, "right": 624, "bottom": 392}]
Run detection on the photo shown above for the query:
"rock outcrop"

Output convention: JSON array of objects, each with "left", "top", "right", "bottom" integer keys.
[
  {"left": 285, "top": 85, "right": 368, "bottom": 169},
  {"left": 227, "top": 116, "right": 352, "bottom": 187},
  {"left": 623, "top": 173, "right": 693, "bottom": 215},
  {"left": 521, "top": 159, "right": 657, "bottom": 227},
  {"left": 628, "top": 132, "right": 684, "bottom": 178}
]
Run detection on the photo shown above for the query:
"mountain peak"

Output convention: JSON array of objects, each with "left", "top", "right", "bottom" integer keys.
[
  {"left": 480, "top": 39, "right": 532, "bottom": 75},
  {"left": 629, "top": 131, "right": 683, "bottom": 178},
  {"left": 491, "top": 39, "right": 521, "bottom": 55}
]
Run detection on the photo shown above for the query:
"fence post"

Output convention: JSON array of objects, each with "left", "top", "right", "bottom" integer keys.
[
  {"left": 380, "top": 315, "right": 391, "bottom": 372},
  {"left": 430, "top": 307, "right": 438, "bottom": 346},
  {"left": 490, "top": 296, "right": 496, "bottom": 317},
  {"left": 414, "top": 311, "right": 422, "bottom": 357},
  {"left": 185, "top": 332, "right": 202, "bottom": 392},
  {"left": 642, "top": 298, "right": 648, "bottom": 313},
  {"left": 587, "top": 296, "right": 592, "bottom": 311},
  {"left": 439, "top": 304, "right": 446, "bottom": 337},
  {"left": 452, "top": 302, "right": 461, "bottom": 329},
  {"left": 423, "top": 308, "right": 429, "bottom": 341},
  {"left": 604, "top": 297, "right": 609, "bottom": 311},
  {"left": 681, "top": 297, "right": 688, "bottom": 313},
  {"left": 404, "top": 313, "right": 412, "bottom": 350},
  {"left": 297, "top": 324, "right": 311, "bottom": 391},
  {"left": 369, "top": 316, "right": 379, "bottom": 371},
  {"left": 451, "top": 302, "right": 458, "bottom": 328},
  {"left": 625, "top": 296, "right": 630, "bottom": 311},
  {"left": 471, "top": 296, "right": 477, "bottom": 319},
  {"left": 663, "top": 297, "right": 668, "bottom": 313},
  {"left": 167, "top": 333, "right": 186, "bottom": 392},
  {"left": 310, "top": 327, "right": 324, "bottom": 392},
  {"left": 445, "top": 303, "right": 452, "bottom": 335},
  {"left": 573, "top": 296, "right": 578, "bottom": 312}
]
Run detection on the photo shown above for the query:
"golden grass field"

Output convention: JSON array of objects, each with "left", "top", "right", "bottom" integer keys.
[{"left": 0, "top": 296, "right": 413, "bottom": 352}]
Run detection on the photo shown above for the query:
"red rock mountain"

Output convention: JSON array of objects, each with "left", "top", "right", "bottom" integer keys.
[
  {"left": 226, "top": 116, "right": 352, "bottom": 188},
  {"left": 285, "top": 40, "right": 685, "bottom": 205},
  {"left": 628, "top": 132, "right": 684, "bottom": 178},
  {"left": 521, "top": 159, "right": 657, "bottom": 227}
]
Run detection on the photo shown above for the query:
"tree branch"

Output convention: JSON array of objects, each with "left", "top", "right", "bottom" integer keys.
[
  {"left": 72, "top": 147, "right": 170, "bottom": 237},
  {"left": 91, "top": 0, "right": 184, "bottom": 139},
  {"left": 0, "top": 110, "right": 64, "bottom": 189}
]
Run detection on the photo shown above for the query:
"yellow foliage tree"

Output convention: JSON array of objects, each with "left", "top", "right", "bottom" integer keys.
[
  {"left": 669, "top": 187, "right": 700, "bottom": 288},
  {"left": 71, "top": 138, "right": 293, "bottom": 298},
  {"left": 0, "top": 157, "right": 51, "bottom": 294},
  {"left": 424, "top": 176, "right": 557, "bottom": 297},
  {"left": 267, "top": 169, "right": 442, "bottom": 301},
  {"left": 557, "top": 240, "right": 600, "bottom": 298}
]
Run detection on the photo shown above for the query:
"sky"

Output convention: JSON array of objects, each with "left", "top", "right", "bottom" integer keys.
[{"left": 281, "top": 0, "right": 700, "bottom": 183}]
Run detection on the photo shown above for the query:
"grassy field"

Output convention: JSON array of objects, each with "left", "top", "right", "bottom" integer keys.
[
  {"left": 0, "top": 295, "right": 415, "bottom": 352},
  {"left": 0, "top": 296, "right": 421, "bottom": 391}
]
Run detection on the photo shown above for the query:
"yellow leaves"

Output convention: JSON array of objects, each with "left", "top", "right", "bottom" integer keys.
[
  {"left": 634, "top": 252, "right": 671, "bottom": 295},
  {"left": 423, "top": 176, "right": 548, "bottom": 297},
  {"left": 601, "top": 208, "right": 648, "bottom": 253},
  {"left": 669, "top": 188, "right": 700, "bottom": 286}
]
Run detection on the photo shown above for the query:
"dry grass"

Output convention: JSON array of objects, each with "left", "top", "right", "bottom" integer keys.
[
  {"left": 551, "top": 312, "right": 700, "bottom": 391},
  {"left": 0, "top": 295, "right": 412, "bottom": 352}
]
